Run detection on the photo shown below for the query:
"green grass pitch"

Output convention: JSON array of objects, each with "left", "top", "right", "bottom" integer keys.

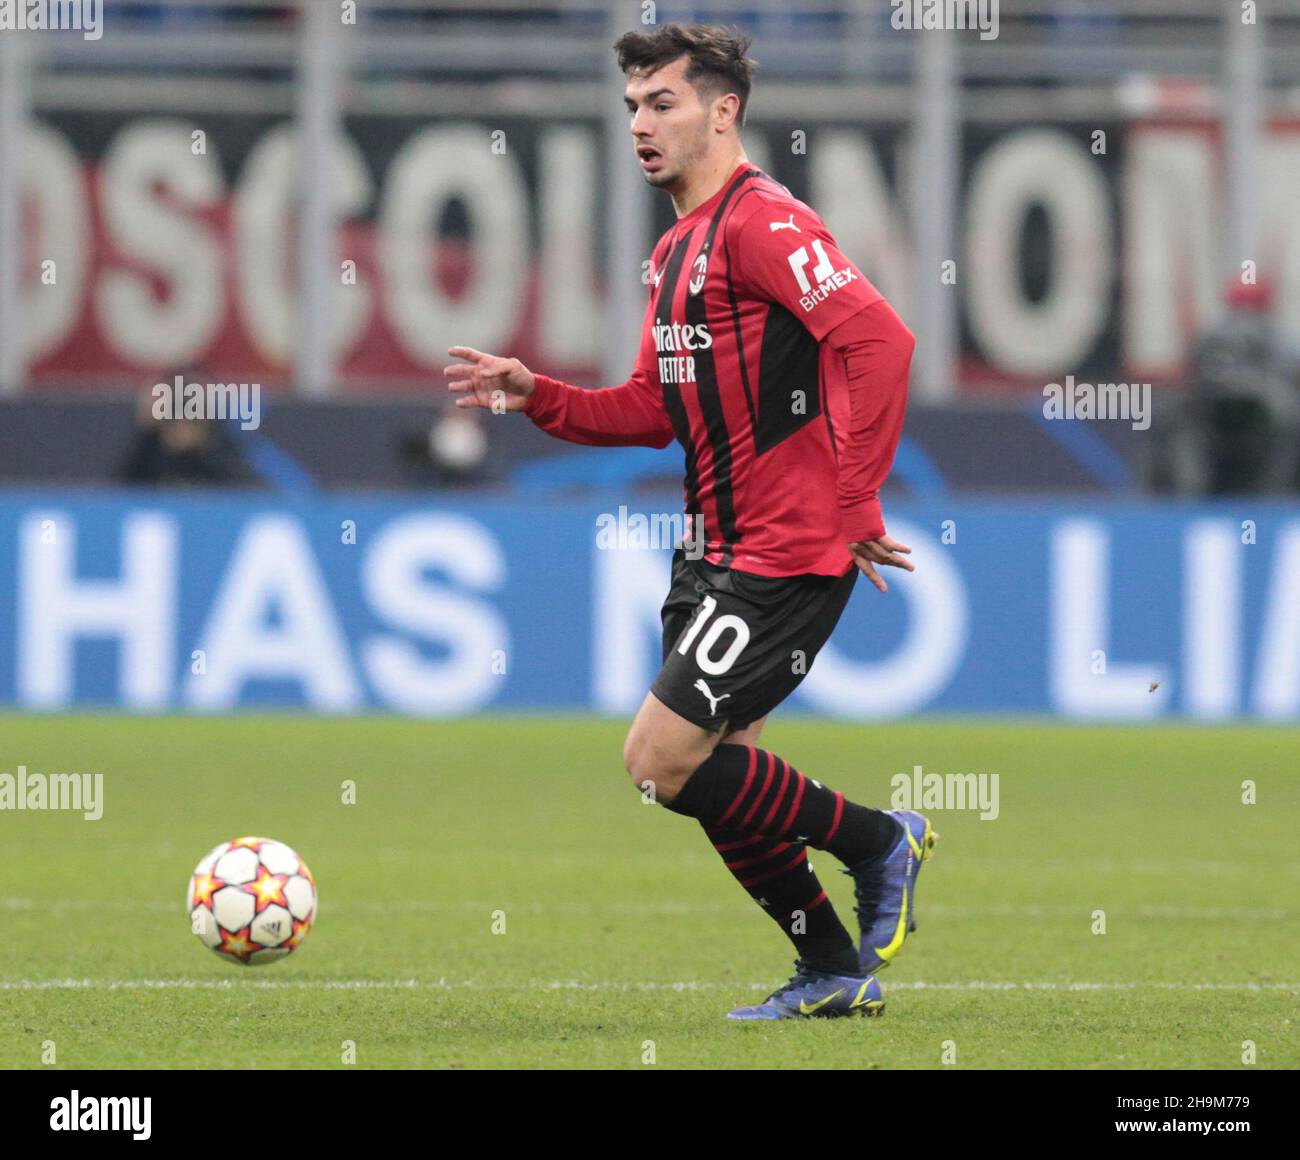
[{"left": 1, "top": 714, "right": 1297, "bottom": 1070}]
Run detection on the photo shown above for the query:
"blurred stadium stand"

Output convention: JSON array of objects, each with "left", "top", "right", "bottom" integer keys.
[
  {"left": 1, "top": 2, "right": 1298, "bottom": 721},
  {"left": 1, "top": 1, "right": 1298, "bottom": 497}
]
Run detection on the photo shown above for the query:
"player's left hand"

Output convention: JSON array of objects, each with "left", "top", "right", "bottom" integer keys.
[{"left": 848, "top": 535, "right": 913, "bottom": 594}]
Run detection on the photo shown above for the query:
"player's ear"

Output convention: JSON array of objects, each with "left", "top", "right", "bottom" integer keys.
[{"left": 712, "top": 91, "right": 741, "bottom": 134}]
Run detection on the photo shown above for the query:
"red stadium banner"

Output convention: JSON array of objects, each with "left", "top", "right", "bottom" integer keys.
[{"left": 18, "top": 106, "right": 1300, "bottom": 393}]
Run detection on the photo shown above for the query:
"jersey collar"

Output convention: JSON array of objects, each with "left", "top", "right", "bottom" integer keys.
[{"left": 675, "top": 162, "right": 758, "bottom": 228}]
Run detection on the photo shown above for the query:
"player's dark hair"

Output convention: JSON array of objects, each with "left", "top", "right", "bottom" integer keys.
[{"left": 615, "top": 23, "right": 757, "bottom": 128}]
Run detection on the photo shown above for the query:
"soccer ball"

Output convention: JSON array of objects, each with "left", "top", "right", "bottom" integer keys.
[{"left": 188, "top": 836, "right": 317, "bottom": 966}]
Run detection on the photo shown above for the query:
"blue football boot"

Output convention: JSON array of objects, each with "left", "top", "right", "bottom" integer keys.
[
  {"left": 845, "top": 810, "right": 938, "bottom": 974},
  {"left": 726, "top": 961, "right": 884, "bottom": 1021}
]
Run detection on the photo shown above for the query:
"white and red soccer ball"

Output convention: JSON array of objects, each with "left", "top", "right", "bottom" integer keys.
[{"left": 188, "top": 837, "right": 317, "bottom": 965}]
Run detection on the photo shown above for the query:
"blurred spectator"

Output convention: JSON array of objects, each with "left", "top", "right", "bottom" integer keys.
[
  {"left": 399, "top": 405, "right": 491, "bottom": 487},
  {"left": 118, "top": 373, "right": 258, "bottom": 487},
  {"left": 1181, "top": 281, "right": 1300, "bottom": 494}
]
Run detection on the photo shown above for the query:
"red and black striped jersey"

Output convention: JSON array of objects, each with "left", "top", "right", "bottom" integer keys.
[{"left": 525, "top": 163, "right": 913, "bottom": 578}]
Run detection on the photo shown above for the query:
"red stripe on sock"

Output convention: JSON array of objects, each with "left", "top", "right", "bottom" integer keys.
[
  {"left": 709, "top": 834, "right": 768, "bottom": 854},
  {"left": 803, "top": 889, "right": 830, "bottom": 911},
  {"left": 717, "top": 746, "right": 759, "bottom": 827},
  {"left": 759, "top": 757, "right": 792, "bottom": 831},
  {"left": 723, "top": 842, "right": 793, "bottom": 871},
  {"left": 739, "top": 847, "right": 808, "bottom": 889},
  {"left": 777, "top": 765, "right": 807, "bottom": 835},
  {"left": 739, "top": 750, "right": 777, "bottom": 829},
  {"left": 822, "top": 790, "right": 846, "bottom": 847}
]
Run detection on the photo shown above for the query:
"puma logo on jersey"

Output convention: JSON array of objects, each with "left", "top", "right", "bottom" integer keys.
[
  {"left": 769, "top": 214, "right": 801, "bottom": 233},
  {"left": 693, "top": 678, "right": 730, "bottom": 717}
]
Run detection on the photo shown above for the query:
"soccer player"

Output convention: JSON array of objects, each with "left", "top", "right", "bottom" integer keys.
[{"left": 445, "top": 23, "right": 935, "bottom": 1020}]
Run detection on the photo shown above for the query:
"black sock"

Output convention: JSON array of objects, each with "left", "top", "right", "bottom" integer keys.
[
  {"left": 667, "top": 744, "right": 899, "bottom": 866},
  {"left": 701, "top": 822, "right": 859, "bottom": 976}
]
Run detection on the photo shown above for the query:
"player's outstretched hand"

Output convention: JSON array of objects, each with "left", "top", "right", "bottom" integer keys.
[
  {"left": 444, "top": 346, "right": 536, "bottom": 412},
  {"left": 848, "top": 535, "right": 913, "bottom": 594}
]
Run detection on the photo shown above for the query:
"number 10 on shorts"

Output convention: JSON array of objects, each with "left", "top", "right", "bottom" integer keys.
[{"left": 677, "top": 595, "right": 751, "bottom": 675}]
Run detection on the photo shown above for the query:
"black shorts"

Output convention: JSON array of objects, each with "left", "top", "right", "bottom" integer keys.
[{"left": 650, "top": 548, "right": 858, "bottom": 732}]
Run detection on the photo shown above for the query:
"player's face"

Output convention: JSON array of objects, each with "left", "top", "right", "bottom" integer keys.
[{"left": 624, "top": 56, "right": 713, "bottom": 191}]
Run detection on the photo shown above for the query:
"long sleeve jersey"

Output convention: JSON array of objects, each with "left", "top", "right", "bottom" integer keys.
[{"left": 524, "top": 163, "right": 914, "bottom": 578}]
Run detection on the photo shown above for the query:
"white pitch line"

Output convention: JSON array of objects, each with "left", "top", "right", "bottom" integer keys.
[
  {"left": 0, "top": 898, "right": 1291, "bottom": 921},
  {"left": 1, "top": 979, "right": 1297, "bottom": 994}
]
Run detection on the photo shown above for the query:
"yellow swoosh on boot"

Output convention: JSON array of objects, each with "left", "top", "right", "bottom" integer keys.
[
  {"left": 848, "top": 980, "right": 878, "bottom": 1009},
  {"left": 872, "top": 882, "right": 910, "bottom": 962},
  {"left": 798, "top": 989, "right": 845, "bottom": 1015}
]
